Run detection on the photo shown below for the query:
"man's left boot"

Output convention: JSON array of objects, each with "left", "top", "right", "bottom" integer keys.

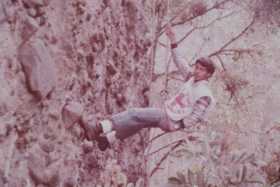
[{"left": 80, "top": 115, "right": 103, "bottom": 141}]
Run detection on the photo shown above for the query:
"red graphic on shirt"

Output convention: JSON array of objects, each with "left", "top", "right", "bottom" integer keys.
[{"left": 170, "top": 93, "right": 189, "bottom": 108}]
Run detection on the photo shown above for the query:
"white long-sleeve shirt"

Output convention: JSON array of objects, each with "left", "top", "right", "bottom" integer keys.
[{"left": 164, "top": 48, "right": 215, "bottom": 126}]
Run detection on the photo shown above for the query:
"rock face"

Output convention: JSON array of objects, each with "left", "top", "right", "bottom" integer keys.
[
  {"left": 0, "top": 0, "right": 153, "bottom": 186},
  {"left": 18, "top": 39, "right": 57, "bottom": 99}
]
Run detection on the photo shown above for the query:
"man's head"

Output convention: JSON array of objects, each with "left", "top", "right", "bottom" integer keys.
[{"left": 193, "top": 57, "right": 215, "bottom": 82}]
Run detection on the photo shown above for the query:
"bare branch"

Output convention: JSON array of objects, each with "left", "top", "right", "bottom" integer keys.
[
  {"left": 148, "top": 127, "right": 184, "bottom": 145},
  {"left": 150, "top": 1, "right": 165, "bottom": 82},
  {"left": 163, "top": 56, "right": 172, "bottom": 93},
  {"left": 216, "top": 54, "right": 227, "bottom": 71},
  {"left": 177, "top": 28, "right": 197, "bottom": 45},
  {"left": 149, "top": 139, "right": 185, "bottom": 177},
  {"left": 153, "top": 70, "right": 186, "bottom": 83},
  {"left": 148, "top": 131, "right": 168, "bottom": 144},
  {"left": 209, "top": 15, "right": 256, "bottom": 57},
  {"left": 158, "top": 10, "right": 238, "bottom": 48},
  {"left": 159, "top": 0, "right": 235, "bottom": 35},
  {"left": 146, "top": 139, "right": 185, "bottom": 157}
]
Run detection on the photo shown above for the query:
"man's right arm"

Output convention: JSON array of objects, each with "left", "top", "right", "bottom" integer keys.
[
  {"left": 165, "top": 26, "right": 192, "bottom": 80},
  {"left": 170, "top": 46, "right": 192, "bottom": 80}
]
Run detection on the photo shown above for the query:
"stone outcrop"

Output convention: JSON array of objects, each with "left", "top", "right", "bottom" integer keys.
[
  {"left": 28, "top": 153, "right": 60, "bottom": 186},
  {"left": 18, "top": 39, "right": 57, "bottom": 99},
  {"left": 62, "top": 101, "right": 83, "bottom": 128},
  {"left": 22, "top": 0, "right": 50, "bottom": 7},
  {"left": 0, "top": 0, "right": 153, "bottom": 186}
]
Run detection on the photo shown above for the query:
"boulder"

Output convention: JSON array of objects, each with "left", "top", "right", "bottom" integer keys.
[
  {"left": 127, "top": 183, "right": 134, "bottom": 187},
  {"left": 135, "top": 178, "right": 144, "bottom": 187},
  {"left": 28, "top": 153, "right": 60, "bottom": 186},
  {"left": 18, "top": 39, "right": 57, "bottom": 99},
  {"left": 62, "top": 101, "right": 83, "bottom": 128},
  {"left": 0, "top": 2, "right": 7, "bottom": 25},
  {"left": 18, "top": 15, "right": 39, "bottom": 43},
  {"left": 39, "top": 140, "right": 55, "bottom": 153},
  {"left": 0, "top": 115, "right": 16, "bottom": 136},
  {"left": 0, "top": 1, "right": 17, "bottom": 25},
  {"left": 22, "top": 0, "right": 50, "bottom": 7}
]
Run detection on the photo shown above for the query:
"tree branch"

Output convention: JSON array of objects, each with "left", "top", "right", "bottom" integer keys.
[
  {"left": 158, "top": 10, "right": 238, "bottom": 48},
  {"left": 148, "top": 131, "right": 168, "bottom": 144},
  {"left": 147, "top": 139, "right": 185, "bottom": 157},
  {"left": 149, "top": 139, "right": 185, "bottom": 177},
  {"left": 150, "top": 1, "right": 165, "bottom": 82},
  {"left": 159, "top": 0, "right": 235, "bottom": 36},
  {"left": 209, "top": 15, "right": 256, "bottom": 57}
]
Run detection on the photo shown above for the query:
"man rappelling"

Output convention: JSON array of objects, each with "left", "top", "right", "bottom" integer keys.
[{"left": 80, "top": 26, "right": 216, "bottom": 151}]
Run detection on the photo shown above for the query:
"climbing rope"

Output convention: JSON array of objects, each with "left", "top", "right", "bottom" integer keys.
[{"left": 161, "top": 0, "right": 171, "bottom": 100}]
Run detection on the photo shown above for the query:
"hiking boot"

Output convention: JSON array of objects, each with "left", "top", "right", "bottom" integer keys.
[
  {"left": 96, "top": 136, "right": 110, "bottom": 151},
  {"left": 80, "top": 115, "right": 102, "bottom": 141}
]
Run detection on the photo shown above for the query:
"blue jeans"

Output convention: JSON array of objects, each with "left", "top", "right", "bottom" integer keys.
[{"left": 111, "top": 107, "right": 172, "bottom": 140}]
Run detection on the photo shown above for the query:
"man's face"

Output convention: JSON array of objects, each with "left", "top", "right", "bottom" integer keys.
[{"left": 193, "top": 63, "right": 211, "bottom": 82}]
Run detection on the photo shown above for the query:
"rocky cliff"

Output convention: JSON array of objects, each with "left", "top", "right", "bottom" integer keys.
[{"left": 0, "top": 0, "right": 154, "bottom": 186}]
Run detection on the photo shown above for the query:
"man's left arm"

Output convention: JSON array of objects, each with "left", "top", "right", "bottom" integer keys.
[{"left": 182, "top": 96, "right": 211, "bottom": 127}]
